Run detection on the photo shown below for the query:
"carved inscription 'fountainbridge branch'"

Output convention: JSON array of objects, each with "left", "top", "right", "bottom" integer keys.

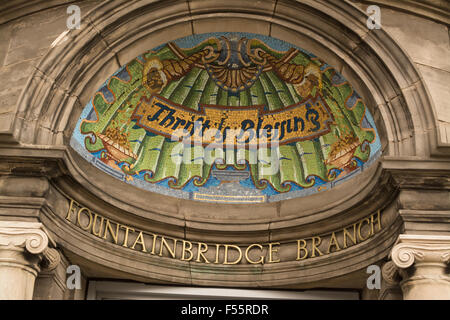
[{"left": 65, "top": 198, "right": 383, "bottom": 265}]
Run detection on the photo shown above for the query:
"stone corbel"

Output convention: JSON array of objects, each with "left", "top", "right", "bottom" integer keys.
[
  {"left": 40, "top": 247, "right": 61, "bottom": 271},
  {"left": 381, "top": 260, "right": 402, "bottom": 285},
  {"left": 380, "top": 260, "right": 404, "bottom": 300}
]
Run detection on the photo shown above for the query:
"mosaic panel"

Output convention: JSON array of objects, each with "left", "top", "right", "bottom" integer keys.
[{"left": 71, "top": 33, "right": 382, "bottom": 203}]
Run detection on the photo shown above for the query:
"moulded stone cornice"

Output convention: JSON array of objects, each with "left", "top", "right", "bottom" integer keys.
[
  {"left": 0, "top": 176, "right": 50, "bottom": 197},
  {"left": 398, "top": 209, "right": 450, "bottom": 236},
  {"left": 382, "top": 157, "right": 450, "bottom": 171},
  {"left": 399, "top": 210, "right": 450, "bottom": 223},
  {"left": 390, "top": 235, "right": 450, "bottom": 269},
  {"left": 0, "top": 221, "right": 49, "bottom": 254},
  {"left": 382, "top": 158, "right": 450, "bottom": 189}
]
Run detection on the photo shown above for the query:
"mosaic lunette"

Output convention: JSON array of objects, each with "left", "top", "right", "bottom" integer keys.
[{"left": 70, "top": 33, "right": 381, "bottom": 203}]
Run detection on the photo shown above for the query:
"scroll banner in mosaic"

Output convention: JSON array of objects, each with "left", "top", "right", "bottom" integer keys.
[{"left": 71, "top": 32, "right": 381, "bottom": 204}]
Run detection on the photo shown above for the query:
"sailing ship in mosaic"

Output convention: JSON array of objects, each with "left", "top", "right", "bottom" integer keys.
[{"left": 71, "top": 32, "right": 381, "bottom": 203}]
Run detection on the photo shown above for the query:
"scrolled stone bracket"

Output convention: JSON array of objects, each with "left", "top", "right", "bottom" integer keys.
[
  {"left": 390, "top": 235, "right": 450, "bottom": 270},
  {"left": 0, "top": 221, "right": 49, "bottom": 254},
  {"left": 0, "top": 221, "right": 61, "bottom": 299},
  {"left": 0, "top": 221, "right": 60, "bottom": 270},
  {"left": 383, "top": 234, "right": 450, "bottom": 299},
  {"left": 383, "top": 235, "right": 450, "bottom": 283}
]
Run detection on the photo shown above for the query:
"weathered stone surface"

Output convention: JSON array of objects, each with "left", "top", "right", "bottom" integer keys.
[
  {"left": 417, "top": 64, "right": 450, "bottom": 124},
  {"left": 376, "top": 8, "right": 450, "bottom": 72}
]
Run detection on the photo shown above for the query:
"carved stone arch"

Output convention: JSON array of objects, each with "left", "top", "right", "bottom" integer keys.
[{"left": 3, "top": 0, "right": 445, "bottom": 288}]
